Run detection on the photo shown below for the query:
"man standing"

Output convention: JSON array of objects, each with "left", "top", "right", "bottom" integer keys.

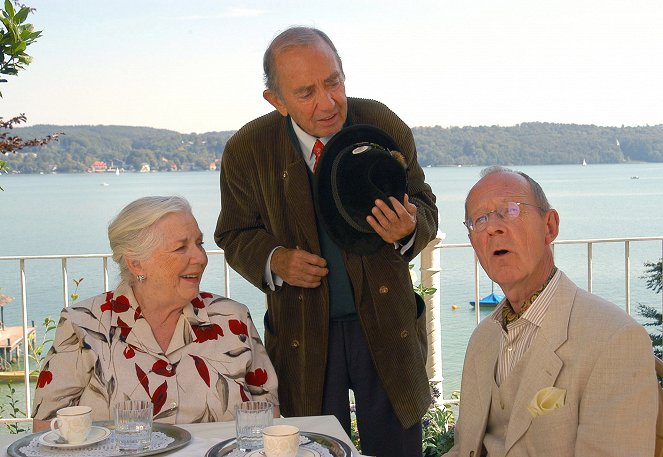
[
  {"left": 447, "top": 166, "right": 657, "bottom": 456},
  {"left": 215, "top": 26, "right": 438, "bottom": 456}
]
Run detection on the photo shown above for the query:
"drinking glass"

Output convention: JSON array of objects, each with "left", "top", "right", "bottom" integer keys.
[
  {"left": 114, "top": 400, "right": 153, "bottom": 450},
  {"left": 235, "top": 401, "right": 274, "bottom": 451}
]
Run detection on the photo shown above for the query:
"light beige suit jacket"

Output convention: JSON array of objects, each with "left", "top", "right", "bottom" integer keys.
[{"left": 447, "top": 272, "right": 657, "bottom": 457}]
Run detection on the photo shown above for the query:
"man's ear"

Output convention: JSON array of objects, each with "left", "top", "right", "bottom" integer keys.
[
  {"left": 544, "top": 209, "right": 560, "bottom": 245},
  {"left": 263, "top": 89, "right": 288, "bottom": 117}
]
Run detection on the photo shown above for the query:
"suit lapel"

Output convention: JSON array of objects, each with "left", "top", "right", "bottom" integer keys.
[
  {"left": 281, "top": 118, "right": 320, "bottom": 253},
  {"left": 504, "top": 273, "right": 577, "bottom": 452},
  {"left": 284, "top": 160, "right": 320, "bottom": 251},
  {"left": 474, "top": 321, "right": 502, "bottom": 440}
]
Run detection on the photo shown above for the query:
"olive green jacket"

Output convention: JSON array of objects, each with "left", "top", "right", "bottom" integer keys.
[{"left": 215, "top": 98, "right": 438, "bottom": 428}]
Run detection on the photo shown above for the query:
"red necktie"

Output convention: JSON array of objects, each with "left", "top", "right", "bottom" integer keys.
[{"left": 312, "top": 139, "right": 324, "bottom": 173}]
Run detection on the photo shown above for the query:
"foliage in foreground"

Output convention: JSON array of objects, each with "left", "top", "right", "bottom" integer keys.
[
  {"left": 637, "top": 259, "right": 662, "bottom": 359},
  {"left": 1, "top": 1, "right": 60, "bottom": 188},
  {"left": 422, "top": 386, "right": 458, "bottom": 456}
]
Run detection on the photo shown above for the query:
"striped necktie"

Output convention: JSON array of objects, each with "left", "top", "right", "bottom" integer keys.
[{"left": 312, "top": 139, "right": 324, "bottom": 173}]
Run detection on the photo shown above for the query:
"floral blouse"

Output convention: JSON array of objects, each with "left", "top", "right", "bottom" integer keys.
[{"left": 32, "top": 283, "right": 278, "bottom": 424}]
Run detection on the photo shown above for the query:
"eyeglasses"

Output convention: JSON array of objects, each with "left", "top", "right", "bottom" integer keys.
[{"left": 464, "top": 201, "right": 545, "bottom": 233}]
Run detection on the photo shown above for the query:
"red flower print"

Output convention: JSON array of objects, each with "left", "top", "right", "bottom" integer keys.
[
  {"left": 235, "top": 380, "right": 249, "bottom": 402},
  {"left": 151, "top": 381, "right": 168, "bottom": 415},
  {"left": 192, "top": 324, "right": 224, "bottom": 343},
  {"left": 36, "top": 370, "right": 53, "bottom": 388},
  {"left": 190, "top": 355, "right": 211, "bottom": 387},
  {"left": 191, "top": 292, "right": 213, "bottom": 309},
  {"left": 101, "top": 294, "right": 131, "bottom": 313},
  {"left": 136, "top": 364, "right": 150, "bottom": 394},
  {"left": 151, "top": 359, "right": 177, "bottom": 377},
  {"left": 99, "top": 292, "right": 114, "bottom": 312},
  {"left": 246, "top": 368, "right": 268, "bottom": 387},
  {"left": 123, "top": 345, "right": 135, "bottom": 359},
  {"left": 229, "top": 319, "right": 248, "bottom": 336},
  {"left": 117, "top": 316, "right": 132, "bottom": 339}
]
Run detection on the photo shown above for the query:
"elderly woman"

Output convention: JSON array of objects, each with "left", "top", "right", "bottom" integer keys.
[{"left": 32, "top": 196, "right": 278, "bottom": 430}]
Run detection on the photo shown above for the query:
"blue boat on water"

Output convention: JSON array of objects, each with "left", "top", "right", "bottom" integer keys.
[{"left": 469, "top": 292, "right": 505, "bottom": 307}]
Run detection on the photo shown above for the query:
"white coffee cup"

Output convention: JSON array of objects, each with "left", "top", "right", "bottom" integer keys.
[
  {"left": 50, "top": 405, "right": 92, "bottom": 444},
  {"left": 262, "top": 425, "right": 300, "bottom": 457}
]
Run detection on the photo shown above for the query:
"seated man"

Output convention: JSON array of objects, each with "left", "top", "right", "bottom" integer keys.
[{"left": 448, "top": 166, "right": 657, "bottom": 456}]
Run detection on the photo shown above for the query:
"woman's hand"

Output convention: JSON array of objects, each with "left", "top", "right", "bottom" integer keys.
[{"left": 32, "top": 419, "right": 51, "bottom": 432}]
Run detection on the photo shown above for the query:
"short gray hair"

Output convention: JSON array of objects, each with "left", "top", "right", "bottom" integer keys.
[
  {"left": 108, "top": 196, "right": 193, "bottom": 285},
  {"left": 263, "top": 26, "right": 344, "bottom": 95},
  {"left": 465, "top": 166, "right": 551, "bottom": 219}
]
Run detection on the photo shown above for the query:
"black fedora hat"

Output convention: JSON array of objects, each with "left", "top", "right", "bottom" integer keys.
[{"left": 315, "top": 124, "right": 407, "bottom": 255}]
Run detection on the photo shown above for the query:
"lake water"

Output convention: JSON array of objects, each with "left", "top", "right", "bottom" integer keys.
[{"left": 1, "top": 163, "right": 662, "bottom": 401}]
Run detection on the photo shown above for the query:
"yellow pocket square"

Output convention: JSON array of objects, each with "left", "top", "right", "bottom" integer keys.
[{"left": 527, "top": 387, "right": 566, "bottom": 417}]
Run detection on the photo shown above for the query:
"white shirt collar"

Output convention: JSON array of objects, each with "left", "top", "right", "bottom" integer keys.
[{"left": 290, "top": 118, "right": 333, "bottom": 171}]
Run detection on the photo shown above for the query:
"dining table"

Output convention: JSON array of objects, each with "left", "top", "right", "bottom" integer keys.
[{"left": 0, "top": 415, "right": 362, "bottom": 457}]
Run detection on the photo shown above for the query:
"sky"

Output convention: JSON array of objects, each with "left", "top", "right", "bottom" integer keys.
[{"left": 2, "top": 0, "right": 663, "bottom": 134}]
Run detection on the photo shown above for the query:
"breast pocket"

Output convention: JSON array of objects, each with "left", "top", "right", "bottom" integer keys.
[{"left": 525, "top": 404, "right": 577, "bottom": 456}]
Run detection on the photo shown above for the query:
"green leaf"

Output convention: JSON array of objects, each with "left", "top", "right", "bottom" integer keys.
[
  {"left": 4, "top": 0, "right": 14, "bottom": 18},
  {"left": 11, "top": 36, "right": 26, "bottom": 49},
  {"left": 14, "top": 6, "right": 30, "bottom": 24}
]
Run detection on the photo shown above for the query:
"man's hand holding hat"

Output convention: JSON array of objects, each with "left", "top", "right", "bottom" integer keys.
[{"left": 367, "top": 194, "right": 417, "bottom": 244}]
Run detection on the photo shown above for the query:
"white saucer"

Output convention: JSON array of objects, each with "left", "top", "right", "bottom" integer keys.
[
  {"left": 245, "top": 447, "right": 320, "bottom": 457},
  {"left": 39, "top": 426, "right": 112, "bottom": 448}
]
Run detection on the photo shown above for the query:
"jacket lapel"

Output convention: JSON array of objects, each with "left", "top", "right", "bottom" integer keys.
[
  {"left": 472, "top": 319, "right": 502, "bottom": 451},
  {"left": 504, "top": 273, "right": 576, "bottom": 452},
  {"left": 282, "top": 118, "right": 320, "bottom": 253}
]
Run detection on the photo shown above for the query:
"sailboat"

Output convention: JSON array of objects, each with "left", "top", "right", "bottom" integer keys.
[
  {"left": 582, "top": 159, "right": 587, "bottom": 166},
  {"left": 115, "top": 168, "right": 120, "bottom": 176},
  {"left": 469, "top": 282, "right": 505, "bottom": 307}
]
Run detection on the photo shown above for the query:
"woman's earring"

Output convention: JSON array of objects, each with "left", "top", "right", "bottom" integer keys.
[{"left": 137, "top": 274, "right": 146, "bottom": 283}]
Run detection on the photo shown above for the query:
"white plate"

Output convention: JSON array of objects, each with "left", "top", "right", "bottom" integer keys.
[
  {"left": 205, "top": 431, "right": 352, "bottom": 457},
  {"left": 245, "top": 448, "right": 320, "bottom": 457},
  {"left": 38, "top": 425, "right": 112, "bottom": 449}
]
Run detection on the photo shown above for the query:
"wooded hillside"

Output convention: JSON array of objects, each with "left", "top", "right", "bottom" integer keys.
[{"left": 4, "top": 122, "right": 662, "bottom": 173}]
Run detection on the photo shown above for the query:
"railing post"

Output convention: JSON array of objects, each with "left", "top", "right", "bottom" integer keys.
[
  {"left": 473, "top": 255, "right": 481, "bottom": 325},
  {"left": 103, "top": 256, "right": 109, "bottom": 291},
  {"left": 62, "top": 257, "right": 69, "bottom": 308},
  {"left": 587, "top": 242, "right": 593, "bottom": 293},
  {"left": 19, "top": 258, "right": 32, "bottom": 419},
  {"left": 420, "top": 232, "right": 446, "bottom": 387},
  {"left": 625, "top": 241, "right": 631, "bottom": 315},
  {"left": 224, "top": 258, "right": 231, "bottom": 298}
]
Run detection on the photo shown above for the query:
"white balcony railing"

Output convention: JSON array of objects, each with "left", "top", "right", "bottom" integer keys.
[{"left": 1, "top": 236, "right": 662, "bottom": 426}]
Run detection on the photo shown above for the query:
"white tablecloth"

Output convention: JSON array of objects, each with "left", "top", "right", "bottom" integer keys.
[{"left": 0, "top": 415, "right": 361, "bottom": 456}]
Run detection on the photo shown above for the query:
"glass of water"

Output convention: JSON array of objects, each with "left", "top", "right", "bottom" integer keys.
[
  {"left": 114, "top": 400, "right": 153, "bottom": 451},
  {"left": 235, "top": 401, "right": 274, "bottom": 451}
]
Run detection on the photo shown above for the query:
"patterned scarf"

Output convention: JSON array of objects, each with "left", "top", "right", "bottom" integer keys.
[{"left": 501, "top": 266, "right": 558, "bottom": 331}]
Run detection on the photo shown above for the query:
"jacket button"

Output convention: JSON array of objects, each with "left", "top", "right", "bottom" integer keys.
[
  {"left": 282, "top": 171, "right": 288, "bottom": 179},
  {"left": 298, "top": 294, "right": 303, "bottom": 301},
  {"left": 290, "top": 340, "right": 300, "bottom": 348},
  {"left": 400, "top": 330, "right": 408, "bottom": 338},
  {"left": 379, "top": 286, "right": 389, "bottom": 294}
]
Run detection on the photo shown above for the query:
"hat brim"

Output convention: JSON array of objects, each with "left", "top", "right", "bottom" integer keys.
[{"left": 316, "top": 125, "right": 406, "bottom": 256}]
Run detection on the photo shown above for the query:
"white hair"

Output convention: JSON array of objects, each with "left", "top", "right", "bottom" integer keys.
[{"left": 108, "top": 196, "right": 192, "bottom": 285}]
